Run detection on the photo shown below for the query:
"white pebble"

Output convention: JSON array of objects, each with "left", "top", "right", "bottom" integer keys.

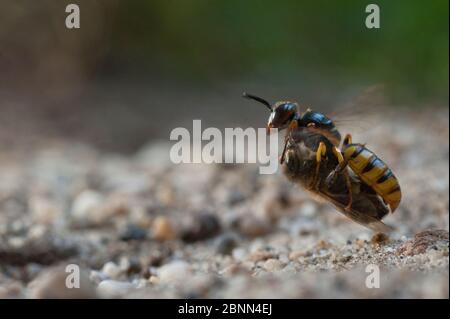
[
  {"left": 97, "top": 280, "right": 135, "bottom": 298},
  {"left": 232, "top": 248, "right": 247, "bottom": 261},
  {"left": 29, "top": 196, "right": 60, "bottom": 225},
  {"left": 101, "top": 262, "right": 122, "bottom": 279},
  {"left": 263, "top": 259, "right": 284, "bottom": 272},
  {"left": 300, "top": 202, "right": 317, "bottom": 217},
  {"left": 89, "top": 271, "right": 109, "bottom": 284},
  {"left": 157, "top": 261, "right": 191, "bottom": 283},
  {"left": 71, "top": 190, "right": 103, "bottom": 222}
]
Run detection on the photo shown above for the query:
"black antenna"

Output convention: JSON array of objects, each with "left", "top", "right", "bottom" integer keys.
[{"left": 242, "top": 92, "right": 272, "bottom": 111}]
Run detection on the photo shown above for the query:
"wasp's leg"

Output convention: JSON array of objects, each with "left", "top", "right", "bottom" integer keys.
[
  {"left": 311, "top": 141, "right": 327, "bottom": 189},
  {"left": 280, "top": 137, "right": 289, "bottom": 164},
  {"left": 280, "top": 133, "right": 296, "bottom": 164},
  {"left": 342, "top": 133, "right": 367, "bottom": 151},
  {"left": 341, "top": 170, "right": 353, "bottom": 211},
  {"left": 342, "top": 133, "right": 352, "bottom": 148},
  {"left": 280, "top": 120, "right": 298, "bottom": 164},
  {"left": 326, "top": 146, "right": 353, "bottom": 211},
  {"left": 326, "top": 147, "right": 348, "bottom": 183}
]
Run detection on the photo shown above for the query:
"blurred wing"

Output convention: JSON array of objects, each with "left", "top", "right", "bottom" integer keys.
[
  {"left": 325, "top": 84, "right": 387, "bottom": 134},
  {"left": 321, "top": 192, "right": 394, "bottom": 233}
]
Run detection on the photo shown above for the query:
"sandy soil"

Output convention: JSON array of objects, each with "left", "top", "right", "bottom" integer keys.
[{"left": 0, "top": 106, "right": 448, "bottom": 299}]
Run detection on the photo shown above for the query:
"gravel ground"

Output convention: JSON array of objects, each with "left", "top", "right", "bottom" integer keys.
[{"left": 0, "top": 106, "right": 448, "bottom": 299}]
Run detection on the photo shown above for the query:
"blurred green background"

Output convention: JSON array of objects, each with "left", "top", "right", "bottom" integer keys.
[
  {"left": 113, "top": 0, "right": 449, "bottom": 101},
  {"left": 1, "top": 0, "right": 448, "bottom": 100},
  {"left": 0, "top": 0, "right": 448, "bottom": 151}
]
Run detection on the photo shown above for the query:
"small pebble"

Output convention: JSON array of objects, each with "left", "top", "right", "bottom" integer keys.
[
  {"left": 232, "top": 248, "right": 247, "bottom": 261},
  {"left": 227, "top": 190, "right": 245, "bottom": 206},
  {"left": 300, "top": 202, "right": 317, "bottom": 217},
  {"left": 235, "top": 216, "right": 271, "bottom": 238},
  {"left": 97, "top": 280, "right": 135, "bottom": 298},
  {"left": 181, "top": 213, "right": 221, "bottom": 243},
  {"left": 119, "top": 224, "right": 147, "bottom": 241},
  {"left": 289, "top": 250, "right": 308, "bottom": 260},
  {"left": 215, "top": 233, "right": 238, "bottom": 255},
  {"left": 101, "top": 261, "right": 122, "bottom": 279},
  {"left": 29, "top": 196, "right": 60, "bottom": 225},
  {"left": 219, "top": 264, "right": 251, "bottom": 276},
  {"left": 157, "top": 261, "right": 192, "bottom": 284},
  {"left": 316, "top": 239, "right": 331, "bottom": 250},
  {"left": 263, "top": 258, "right": 284, "bottom": 272},
  {"left": 371, "top": 232, "right": 389, "bottom": 246},
  {"left": 338, "top": 254, "right": 352, "bottom": 263},
  {"left": 90, "top": 270, "right": 109, "bottom": 284},
  {"left": 123, "top": 257, "right": 142, "bottom": 275},
  {"left": 249, "top": 250, "right": 275, "bottom": 262},
  {"left": 152, "top": 216, "right": 176, "bottom": 241},
  {"left": 148, "top": 276, "right": 160, "bottom": 284},
  {"left": 71, "top": 190, "right": 104, "bottom": 223}
]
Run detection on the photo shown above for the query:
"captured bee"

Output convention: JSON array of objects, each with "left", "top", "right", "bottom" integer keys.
[
  {"left": 326, "top": 134, "right": 402, "bottom": 213},
  {"left": 243, "top": 92, "right": 401, "bottom": 232}
]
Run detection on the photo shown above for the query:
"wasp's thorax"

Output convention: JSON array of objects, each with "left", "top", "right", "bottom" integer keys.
[{"left": 267, "top": 101, "right": 299, "bottom": 133}]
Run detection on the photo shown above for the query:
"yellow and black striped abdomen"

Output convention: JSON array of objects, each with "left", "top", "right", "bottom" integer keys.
[{"left": 343, "top": 144, "right": 401, "bottom": 213}]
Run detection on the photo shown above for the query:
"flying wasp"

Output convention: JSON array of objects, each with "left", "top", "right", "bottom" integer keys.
[{"left": 243, "top": 92, "right": 401, "bottom": 232}]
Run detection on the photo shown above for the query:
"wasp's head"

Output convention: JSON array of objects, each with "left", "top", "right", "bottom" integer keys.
[
  {"left": 242, "top": 93, "right": 298, "bottom": 134},
  {"left": 267, "top": 101, "right": 298, "bottom": 132}
]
